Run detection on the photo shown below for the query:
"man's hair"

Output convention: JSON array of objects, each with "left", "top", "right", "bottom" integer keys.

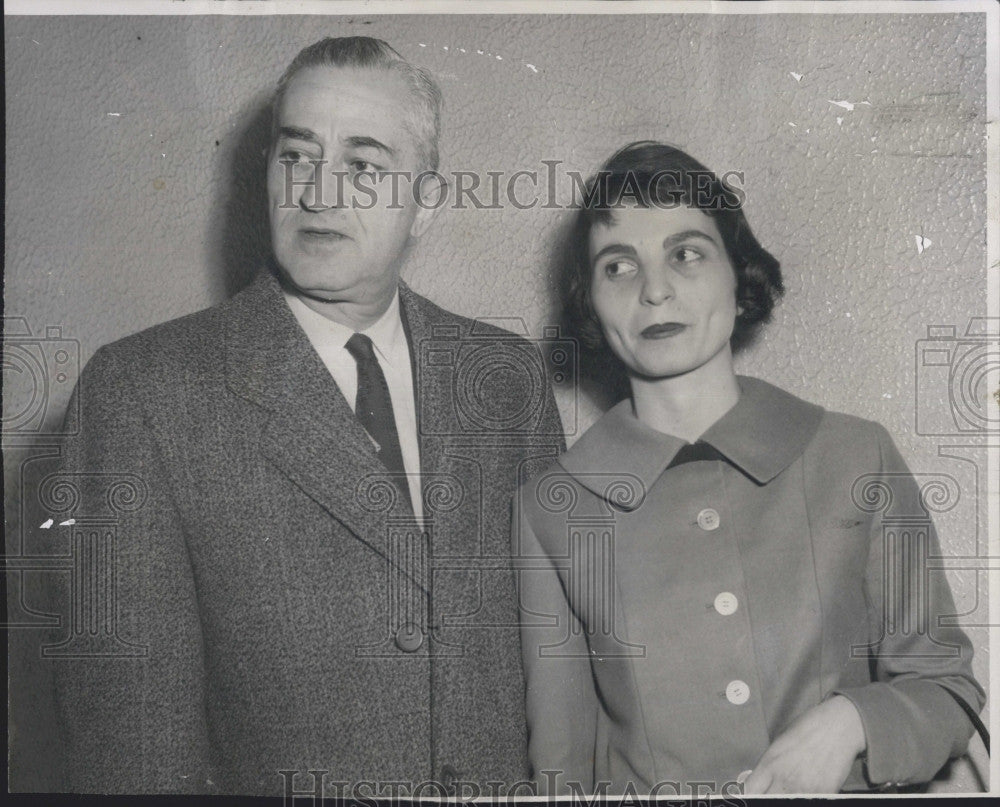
[
  {"left": 271, "top": 36, "right": 443, "bottom": 172},
  {"left": 561, "top": 140, "right": 784, "bottom": 394}
]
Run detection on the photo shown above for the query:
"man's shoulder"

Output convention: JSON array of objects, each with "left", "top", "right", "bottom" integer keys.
[
  {"left": 82, "top": 274, "right": 272, "bottom": 386},
  {"left": 107, "top": 302, "right": 224, "bottom": 356},
  {"left": 88, "top": 302, "right": 223, "bottom": 384},
  {"left": 399, "top": 284, "right": 538, "bottom": 345}
]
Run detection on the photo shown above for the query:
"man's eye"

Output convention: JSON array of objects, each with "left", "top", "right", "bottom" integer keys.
[
  {"left": 603, "top": 259, "right": 639, "bottom": 279},
  {"left": 349, "top": 159, "right": 382, "bottom": 175},
  {"left": 672, "top": 246, "right": 703, "bottom": 263}
]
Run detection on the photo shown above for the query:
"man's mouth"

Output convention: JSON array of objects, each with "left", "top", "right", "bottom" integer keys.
[
  {"left": 299, "top": 227, "right": 349, "bottom": 240},
  {"left": 641, "top": 322, "right": 686, "bottom": 338}
]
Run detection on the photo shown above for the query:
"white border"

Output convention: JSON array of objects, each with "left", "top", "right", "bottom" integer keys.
[
  {"left": 5, "top": 0, "right": 997, "bottom": 797},
  {"left": 987, "top": 0, "right": 1000, "bottom": 792},
  {"left": 3, "top": 0, "right": 999, "bottom": 17}
]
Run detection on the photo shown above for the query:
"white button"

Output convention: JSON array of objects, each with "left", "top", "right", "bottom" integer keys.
[
  {"left": 726, "top": 680, "right": 750, "bottom": 705},
  {"left": 714, "top": 592, "right": 738, "bottom": 615},
  {"left": 696, "top": 508, "right": 720, "bottom": 531}
]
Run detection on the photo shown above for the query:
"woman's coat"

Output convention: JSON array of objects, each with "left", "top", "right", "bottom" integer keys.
[{"left": 514, "top": 376, "right": 984, "bottom": 794}]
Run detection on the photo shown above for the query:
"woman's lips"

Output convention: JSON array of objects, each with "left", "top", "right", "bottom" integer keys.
[{"left": 641, "top": 322, "right": 686, "bottom": 338}]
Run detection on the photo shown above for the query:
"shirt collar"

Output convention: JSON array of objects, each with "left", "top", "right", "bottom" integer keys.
[
  {"left": 558, "top": 376, "right": 824, "bottom": 506},
  {"left": 362, "top": 291, "right": 406, "bottom": 368},
  {"left": 283, "top": 288, "right": 406, "bottom": 367}
]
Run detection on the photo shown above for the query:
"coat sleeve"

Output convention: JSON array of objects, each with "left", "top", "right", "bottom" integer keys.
[
  {"left": 832, "top": 422, "right": 985, "bottom": 788},
  {"left": 41, "top": 346, "right": 217, "bottom": 794},
  {"left": 511, "top": 489, "right": 598, "bottom": 795}
]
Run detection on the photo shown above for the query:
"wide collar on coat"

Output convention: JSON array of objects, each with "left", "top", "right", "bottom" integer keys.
[
  {"left": 558, "top": 376, "right": 824, "bottom": 504},
  {"left": 222, "top": 269, "right": 455, "bottom": 590}
]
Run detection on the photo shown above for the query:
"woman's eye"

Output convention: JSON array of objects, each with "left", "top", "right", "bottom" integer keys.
[
  {"left": 279, "top": 150, "right": 308, "bottom": 163},
  {"left": 603, "top": 259, "right": 639, "bottom": 279},
  {"left": 672, "top": 246, "right": 703, "bottom": 263}
]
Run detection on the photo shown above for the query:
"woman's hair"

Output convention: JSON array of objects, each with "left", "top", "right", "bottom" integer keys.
[{"left": 560, "top": 141, "right": 784, "bottom": 394}]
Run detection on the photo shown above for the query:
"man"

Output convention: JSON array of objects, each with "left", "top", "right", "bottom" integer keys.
[{"left": 42, "top": 37, "right": 564, "bottom": 796}]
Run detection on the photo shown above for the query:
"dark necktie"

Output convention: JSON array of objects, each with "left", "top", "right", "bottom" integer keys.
[{"left": 345, "top": 333, "right": 411, "bottom": 512}]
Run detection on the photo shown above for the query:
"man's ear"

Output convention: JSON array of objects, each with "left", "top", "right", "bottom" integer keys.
[{"left": 409, "top": 170, "right": 448, "bottom": 238}]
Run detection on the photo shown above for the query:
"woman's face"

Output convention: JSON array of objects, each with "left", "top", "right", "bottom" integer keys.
[{"left": 589, "top": 204, "right": 740, "bottom": 381}]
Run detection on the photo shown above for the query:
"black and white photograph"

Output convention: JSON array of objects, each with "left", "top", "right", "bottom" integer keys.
[{"left": 4, "top": 0, "right": 997, "bottom": 800}]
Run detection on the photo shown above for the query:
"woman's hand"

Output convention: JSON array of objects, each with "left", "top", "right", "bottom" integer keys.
[{"left": 742, "top": 695, "right": 867, "bottom": 795}]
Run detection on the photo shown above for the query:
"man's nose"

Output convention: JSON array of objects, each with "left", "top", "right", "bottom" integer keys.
[
  {"left": 640, "top": 269, "right": 675, "bottom": 305},
  {"left": 298, "top": 162, "right": 347, "bottom": 212}
]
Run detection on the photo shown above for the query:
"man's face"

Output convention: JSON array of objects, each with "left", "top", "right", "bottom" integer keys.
[{"left": 266, "top": 65, "right": 435, "bottom": 309}]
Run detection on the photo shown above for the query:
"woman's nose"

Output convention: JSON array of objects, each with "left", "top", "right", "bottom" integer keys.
[{"left": 640, "top": 270, "right": 675, "bottom": 305}]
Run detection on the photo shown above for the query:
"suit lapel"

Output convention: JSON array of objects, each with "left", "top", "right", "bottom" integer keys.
[
  {"left": 224, "top": 272, "right": 424, "bottom": 590},
  {"left": 399, "top": 283, "right": 460, "bottom": 500},
  {"left": 399, "top": 284, "right": 480, "bottom": 561}
]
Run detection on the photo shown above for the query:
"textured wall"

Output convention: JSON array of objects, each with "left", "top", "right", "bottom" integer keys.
[{"left": 4, "top": 11, "right": 990, "bottom": 792}]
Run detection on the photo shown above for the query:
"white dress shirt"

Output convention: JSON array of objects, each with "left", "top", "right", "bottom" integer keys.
[{"left": 284, "top": 290, "right": 423, "bottom": 525}]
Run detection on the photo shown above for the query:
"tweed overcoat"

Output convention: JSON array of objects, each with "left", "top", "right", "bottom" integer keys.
[
  {"left": 514, "top": 376, "right": 984, "bottom": 795},
  {"left": 41, "top": 271, "right": 565, "bottom": 795}
]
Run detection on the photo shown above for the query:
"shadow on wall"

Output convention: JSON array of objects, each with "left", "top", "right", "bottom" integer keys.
[
  {"left": 209, "top": 91, "right": 274, "bottom": 301},
  {"left": 7, "top": 440, "right": 68, "bottom": 792},
  {"left": 546, "top": 215, "right": 630, "bottom": 412},
  {"left": 8, "top": 92, "right": 280, "bottom": 795}
]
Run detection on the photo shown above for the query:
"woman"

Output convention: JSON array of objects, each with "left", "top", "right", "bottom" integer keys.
[{"left": 513, "top": 142, "right": 985, "bottom": 795}]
